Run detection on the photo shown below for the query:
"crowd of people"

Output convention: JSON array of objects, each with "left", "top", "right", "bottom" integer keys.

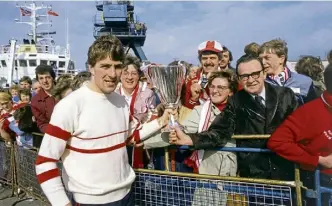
[{"left": 0, "top": 35, "right": 331, "bottom": 206}]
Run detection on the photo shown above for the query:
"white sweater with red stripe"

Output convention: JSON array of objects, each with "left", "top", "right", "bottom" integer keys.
[{"left": 36, "top": 85, "right": 161, "bottom": 206}]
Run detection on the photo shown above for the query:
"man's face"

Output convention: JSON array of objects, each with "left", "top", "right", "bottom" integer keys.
[
  {"left": 37, "top": 73, "right": 54, "bottom": 92},
  {"left": 259, "top": 51, "right": 285, "bottom": 75},
  {"left": 89, "top": 56, "right": 123, "bottom": 94},
  {"left": 220, "top": 51, "right": 230, "bottom": 69},
  {"left": 32, "top": 82, "right": 41, "bottom": 94},
  {"left": 120, "top": 64, "right": 139, "bottom": 91},
  {"left": 19, "top": 81, "right": 31, "bottom": 90},
  {"left": 200, "top": 53, "right": 220, "bottom": 74},
  {"left": 237, "top": 60, "right": 266, "bottom": 95}
]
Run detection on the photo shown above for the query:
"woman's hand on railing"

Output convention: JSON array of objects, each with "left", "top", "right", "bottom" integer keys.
[
  {"left": 169, "top": 127, "right": 193, "bottom": 146},
  {"left": 319, "top": 154, "right": 332, "bottom": 169}
]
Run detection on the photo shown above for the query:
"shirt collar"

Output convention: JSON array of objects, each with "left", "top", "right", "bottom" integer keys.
[{"left": 250, "top": 85, "right": 266, "bottom": 101}]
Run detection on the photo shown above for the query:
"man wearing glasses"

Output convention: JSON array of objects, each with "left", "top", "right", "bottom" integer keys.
[{"left": 170, "top": 54, "right": 298, "bottom": 181}]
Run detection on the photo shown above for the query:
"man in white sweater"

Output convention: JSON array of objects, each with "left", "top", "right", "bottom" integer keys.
[{"left": 35, "top": 35, "right": 170, "bottom": 206}]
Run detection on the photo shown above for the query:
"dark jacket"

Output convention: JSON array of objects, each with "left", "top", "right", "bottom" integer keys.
[
  {"left": 188, "top": 83, "right": 298, "bottom": 180},
  {"left": 31, "top": 89, "right": 57, "bottom": 133}
]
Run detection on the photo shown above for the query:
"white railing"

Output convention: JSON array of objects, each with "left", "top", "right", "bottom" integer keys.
[{"left": 0, "top": 44, "right": 69, "bottom": 57}]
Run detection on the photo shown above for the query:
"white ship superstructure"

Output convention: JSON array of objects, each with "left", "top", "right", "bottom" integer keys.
[{"left": 0, "top": 2, "right": 76, "bottom": 87}]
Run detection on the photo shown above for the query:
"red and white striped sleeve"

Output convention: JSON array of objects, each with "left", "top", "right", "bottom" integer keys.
[
  {"left": 128, "top": 114, "right": 161, "bottom": 143},
  {"left": 35, "top": 100, "right": 76, "bottom": 206}
]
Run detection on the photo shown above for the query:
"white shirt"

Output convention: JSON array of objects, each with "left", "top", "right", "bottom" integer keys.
[{"left": 251, "top": 86, "right": 266, "bottom": 106}]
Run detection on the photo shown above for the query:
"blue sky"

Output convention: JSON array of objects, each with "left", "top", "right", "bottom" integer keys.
[{"left": 1, "top": 1, "right": 332, "bottom": 70}]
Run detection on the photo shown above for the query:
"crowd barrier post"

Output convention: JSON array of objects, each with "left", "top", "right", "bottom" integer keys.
[
  {"left": 314, "top": 169, "right": 332, "bottom": 206},
  {"left": 0, "top": 141, "right": 16, "bottom": 199}
]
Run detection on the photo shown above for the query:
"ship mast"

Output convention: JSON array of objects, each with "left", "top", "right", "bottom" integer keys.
[{"left": 15, "top": 2, "right": 52, "bottom": 42}]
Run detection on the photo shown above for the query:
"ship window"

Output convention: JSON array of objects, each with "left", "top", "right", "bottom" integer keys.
[
  {"left": 1, "top": 60, "right": 7, "bottom": 67},
  {"left": 40, "top": 60, "right": 48, "bottom": 65},
  {"left": 59, "top": 61, "right": 66, "bottom": 68},
  {"left": 15, "top": 60, "right": 18, "bottom": 67},
  {"left": 29, "top": 60, "right": 37, "bottom": 67},
  {"left": 19, "top": 60, "right": 27, "bottom": 67},
  {"left": 50, "top": 61, "right": 57, "bottom": 67}
]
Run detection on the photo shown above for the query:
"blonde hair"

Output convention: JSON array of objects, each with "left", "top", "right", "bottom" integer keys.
[
  {"left": 0, "top": 92, "right": 11, "bottom": 102},
  {"left": 88, "top": 35, "right": 125, "bottom": 67},
  {"left": 259, "top": 39, "right": 288, "bottom": 65}
]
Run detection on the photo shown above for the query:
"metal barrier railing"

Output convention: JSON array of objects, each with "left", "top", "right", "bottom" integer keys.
[
  {"left": 0, "top": 141, "right": 15, "bottom": 200},
  {"left": 1, "top": 133, "right": 331, "bottom": 205}
]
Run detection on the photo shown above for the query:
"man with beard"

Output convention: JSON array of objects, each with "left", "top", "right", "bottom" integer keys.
[
  {"left": 183, "top": 40, "right": 224, "bottom": 109},
  {"left": 31, "top": 64, "right": 56, "bottom": 133}
]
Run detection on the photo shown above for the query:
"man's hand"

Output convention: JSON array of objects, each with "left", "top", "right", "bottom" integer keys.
[
  {"left": 319, "top": 154, "right": 332, "bottom": 169},
  {"left": 158, "top": 108, "right": 178, "bottom": 127},
  {"left": 169, "top": 127, "right": 193, "bottom": 146},
  {"left": 190, "top": 80, "right": 202, "bottom": 101}
]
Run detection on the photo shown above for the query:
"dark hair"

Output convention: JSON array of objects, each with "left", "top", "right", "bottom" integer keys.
[
  {"left": 324, "top": 64, "right": 332, "bottom": 93},
  {"left": 168, "top": 60, "right": 192, "bottom": 77},
  {"left": 35, "top": 64, "right": 56, "bottom": 80},
  {"left": 295, "top": 56, "right": 324, "bottom": 81},
  {"left": 19, "top": 88, "right": 32, "bottom": 100},
  {"left": 13, "top": 105, "right": 38, "bottom": 133},
  {"left": 19, "top": 76, "right": 32, "bottom": 85},
  {"left": 222, "top": 46, "right": 233, "bottom": 62},
  {"left": 327, "top": 50, "right": 332, "bottom": 64},
  {"left": 88, "top": 35, "right": 125, "bottom": 67},
  {"left": 236, "top": 54, "right": 264, "bottom": 75},
  {"left": 123, "top": 55, "right": 142, "bottom": 77},
  {"left": 208, "top": 70, "right": 238, "bottom": 94},
  {"left": 71, "top": 71, "right": 91, "bottom": 91}
]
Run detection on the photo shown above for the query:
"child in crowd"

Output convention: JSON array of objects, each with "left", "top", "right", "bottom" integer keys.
[{"left": 19, "top": 88, "right": 32, "bottom": 104}]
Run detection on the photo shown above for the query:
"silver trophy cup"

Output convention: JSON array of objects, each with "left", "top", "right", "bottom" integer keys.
[{"left": 148, "top": 65, "right": 185, "bottom": 132}]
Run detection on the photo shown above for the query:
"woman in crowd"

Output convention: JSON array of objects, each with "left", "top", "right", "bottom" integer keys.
[
  {"left": 183, "top": 70, "right": 238, "bottom": 176},
  {"left": 295, "top": 55, "right": 325, "bottom": 96},
  {"left": 71, "top": 71, "right": 91, "bottom": 91},
  {"left": 51, "top": 79, "right": 73, "bottom": 101},
  {"left": 115, "top": 55, "right": 157, "bottom": 168},
  {"left": 141, "top": 70, "right": 238, "bottom": 174}
]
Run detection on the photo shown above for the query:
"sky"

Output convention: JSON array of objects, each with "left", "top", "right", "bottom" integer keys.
[{"left": 1, "top": 1, "right": 332, "bottom": 71}]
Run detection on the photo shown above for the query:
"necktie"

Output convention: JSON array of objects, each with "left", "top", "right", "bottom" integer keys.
[
  {"left": 255, "top": 95, "right": 265, "bottom": 108},
  {"left": 278, "top": 73, "right": 285, "bottom": 85}
]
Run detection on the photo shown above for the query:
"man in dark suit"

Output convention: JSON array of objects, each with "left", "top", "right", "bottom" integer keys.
[{"left": 170, "top": 54, "right": 298, "bottom": 180}]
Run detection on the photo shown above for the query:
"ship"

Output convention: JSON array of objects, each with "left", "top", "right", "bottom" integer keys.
[
  {"left": 0, "top": 2, "right": 77, "bottom": 87},
  {"left": 93, "top": 0, "right": 148, "bottom": 61}
]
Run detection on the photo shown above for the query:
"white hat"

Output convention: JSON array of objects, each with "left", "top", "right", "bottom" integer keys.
[{"left": 198, "top": 40, "right": 223, "bottom": 53}]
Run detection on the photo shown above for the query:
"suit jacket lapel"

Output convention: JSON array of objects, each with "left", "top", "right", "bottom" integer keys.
[
  {"left": 265, "top": 83, "right": 278, "bottom": 125},
  {"left": 239, "top": 90, "right": 266, "bottom": 119}
]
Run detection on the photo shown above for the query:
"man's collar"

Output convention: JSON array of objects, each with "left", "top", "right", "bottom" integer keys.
[{"left": 250, "top": 85, "right": 266, "bottom": 100}]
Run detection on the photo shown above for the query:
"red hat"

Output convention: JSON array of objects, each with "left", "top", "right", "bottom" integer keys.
[{"left": 198, "top": 40, "right": 223, "bottom": 53}]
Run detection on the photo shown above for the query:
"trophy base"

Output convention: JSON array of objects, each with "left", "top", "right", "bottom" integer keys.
[{"left": 161, "top": 121, "right": 184, "bottom": 133}]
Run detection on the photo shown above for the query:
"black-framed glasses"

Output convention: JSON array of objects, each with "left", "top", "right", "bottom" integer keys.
[{"left": 238, "top": 69, "right": 263, "bottom": 81}]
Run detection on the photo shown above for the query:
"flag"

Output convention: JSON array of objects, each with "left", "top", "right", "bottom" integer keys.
[
  {"left": 20, "top": 8, "right": 31, "bottom": 16},
  {"left": 47, "top": 10, "right": 59, "bottom": 16}
]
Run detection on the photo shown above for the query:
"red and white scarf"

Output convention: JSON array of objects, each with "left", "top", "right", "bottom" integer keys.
[{"left": 185, "top": 100, "right": 212, "bottom": 172}]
